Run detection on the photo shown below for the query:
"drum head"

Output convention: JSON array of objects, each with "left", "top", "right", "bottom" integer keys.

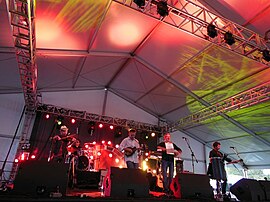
[{"left": 77, "top": 155, "right": 89, "bottom": 171}]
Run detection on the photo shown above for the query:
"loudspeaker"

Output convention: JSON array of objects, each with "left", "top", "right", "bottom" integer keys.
[
  {"left": 76, "top": 170, "right": 100, "bottom": 188},
  {"left": 172, "top": 173, "right": 213, "bottom": 199},
  {"left": 230, "top": 178, "right": 265, "bottom": 201},
  {"left": 259, "top": 180, "right": 270, "bottom": 200},
  {"left": 103, "top": 167, "right": 149, "bottom": 198},
  {"left": 13, "top": 160, "right": 69, "bottom": 197}
]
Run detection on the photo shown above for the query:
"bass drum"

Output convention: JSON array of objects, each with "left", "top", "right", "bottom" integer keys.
[{"left": 77, "top": 155, "right": 89, "bottom": 171}]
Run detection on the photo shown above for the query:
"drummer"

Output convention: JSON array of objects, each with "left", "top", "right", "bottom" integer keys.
[
  {"left": 207, "top": 141, "right": 232, "bottom": 196},
  {"left": 67, "top": 139, "right": 83, "bottom": 157}
]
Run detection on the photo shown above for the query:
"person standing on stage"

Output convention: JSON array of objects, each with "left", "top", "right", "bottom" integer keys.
[
  {"left": 119, "top": 128, "right": 141, "bottom": 169},
  {"left": 207, "top": 141, "right": 232, "bottom": 195},
  {"left": 50, "top": 125, "right": 76, "bottom": 163},
  {"left": 157, "top": 133, "right": 182, "bottom": 194}
]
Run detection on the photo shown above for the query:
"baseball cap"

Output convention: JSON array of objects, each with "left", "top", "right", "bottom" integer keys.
[{"left": 60, "top": 125, "right": 68, "bottom": 131}]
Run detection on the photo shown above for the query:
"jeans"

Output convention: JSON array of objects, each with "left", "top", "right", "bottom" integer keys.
[
  {"left": 161, "top": 160, "right": 174, "bottom": 192},
  {"left": 126, "top": 161, "right": 139, "bottom": 169}
]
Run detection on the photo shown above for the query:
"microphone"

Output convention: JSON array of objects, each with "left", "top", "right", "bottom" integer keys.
[{"left": 230, "top": 146, "right": 235, "bottom": 149}]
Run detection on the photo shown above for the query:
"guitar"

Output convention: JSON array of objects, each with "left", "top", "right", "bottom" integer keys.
[{"left": 124, "top": 147, "right": 140, "bottom": 157}]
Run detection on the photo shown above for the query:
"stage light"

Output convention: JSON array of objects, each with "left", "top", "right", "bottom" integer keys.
[
  {"left": 71, "top": 118, "right": 76, "bottom": 124},
  {"left": 224, "top": 31, "right": 235, "bottom": 45},
  {"left": 97, "top": 151, "right": 101, "bottom": 156},
  {"left": 114, "top": 126, "right": 122, "bottom": 137},
  {"left": 98, "top": 123, "right": 103, "bottom": 128},
  {"left": 107, "top": 141, "right": 112, "bottom": 145},
  {"left": 56, "top": 116, "right": 64, "bottom": 125},
  {"left": 115, "top": 158, "right": 120, "bottom": 163},
  {"left": 109, "top": 153, "right": 113, "bottom": 158},
  {"left": 207, "top": 24, "right": 218, "bottom": 38},
  {"left": 88, "top": 121, "right": 96, "bottom": 135},
  {"left": 102, "top": 140, "right": 105, "bottom": 144},
  {"left": 30, "top": 155, "right": 36, "bottom": 159},
  {"left": 115, "top": 144, "right": 119, "bottom": 148},
  {"left": 262, "top": 49, "right": 270, "bottom": 61},
  {"left": 109, "top": 125, "right": 114, "bottom": 130},
  {"left": 151, "top": 132, "right": 156, "bottom": 137},
  {"left": 133, "top": 0, "right": 145, "bottom": 8},
  {"left": 45, "top": 114, "right": 50, "bottom": 119},
  {"left": 157, "top": 1, "right": 169, "bottom": 17},
  {"left": 14, "top": 159, "right": 19, "bottom": 163}
]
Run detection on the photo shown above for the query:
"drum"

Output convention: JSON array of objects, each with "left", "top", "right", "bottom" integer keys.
[
  {"left": 212, "top": 157, "right": 226, "bottom": 180},
  {"left": 77, "top": 155, "right": 89, "bottom": 171}
]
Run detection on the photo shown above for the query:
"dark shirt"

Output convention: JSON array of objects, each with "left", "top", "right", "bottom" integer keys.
[{"left": 157, "top": 142, "right": 182, "bottom": 162}]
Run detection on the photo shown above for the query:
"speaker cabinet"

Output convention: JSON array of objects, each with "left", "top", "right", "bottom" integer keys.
[
  {"left": 230, "top": 178, "right": 265, "bottom": 201},
  {"left": 171, "top": 173, "right": 213, "bottom": 199},
  {"left": 259, "top": 180, "right": 270, "bottom": 200},
  {"left": 103, "top": 167, "right": 149, "bottom": 198},
  {"left": 13, "top": 160, "right": 69, "bottom": 197},
  {"left": 76, "top": 170, "right": 100, "bottom": 188}
]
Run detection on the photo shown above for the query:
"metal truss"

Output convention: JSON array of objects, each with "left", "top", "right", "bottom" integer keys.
[
  {"left": 113, "top": 0, "right": 270, "bottom": 66},
  {"left": 8, "top": 0, "right": 37, "bottom": 112},
  {"left": 36, "top": 103, "right": 166, "bottom": 133},
  {"left": 170, "top": 80, "right": 270, "bottom": 129}
]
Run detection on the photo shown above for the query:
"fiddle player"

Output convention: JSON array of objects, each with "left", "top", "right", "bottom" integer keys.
[
  {"left": 157, "top": 133, "right": 182, "bottom": 194},
  {"left": 50, "top": 125, "right": 76, "bottom": 163}
]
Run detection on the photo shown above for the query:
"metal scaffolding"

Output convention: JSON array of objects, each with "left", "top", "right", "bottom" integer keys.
[
  {"left": 170, "top": 80, "right": 270, "bottom": 129},
  {"left": 113, "top": 0, "right": 270, "bottom": 66},
  {"left": 36, "top": 103, "right": 166, "bottom": 133},
  {"left": 8, "top": 0, "right": 37, "bottom": 112}
]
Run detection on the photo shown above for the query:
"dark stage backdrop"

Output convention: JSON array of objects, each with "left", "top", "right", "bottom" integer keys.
[{"left": 29, "top": 112, "right": 158, "bottom": 163}]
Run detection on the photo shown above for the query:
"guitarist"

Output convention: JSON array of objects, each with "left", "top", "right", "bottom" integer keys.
[
  {"left": 119, "top": 128, "right": 141, "bottom": 169},
  {"left": 50, "top": 125, "right": 76, "bottom": 163},
  {"left": 157, "top": 133, "right": 182, "bottom": 195}
]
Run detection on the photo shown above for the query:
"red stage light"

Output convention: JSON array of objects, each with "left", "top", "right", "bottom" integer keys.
[
  {"left": 115, "top": 144, "right": 119, "bottom": 148},
  {"left": 109, "top": 125, "right": 114, "bottom": 130},
  {"left": 98, "top": 123, "right": 103, "bottom": 128},
  {"left": 30, "top": 155, "right": 36, "bottom": 159},
  {"left": 14, "top": 159, "right": 19, "bottom": 163},
  {"left": 71, "top": 118, "right": 76, "bottom": 124},
  {"left": 109, "top": 153, "right": 113, "bottom": 158},
  {"left": 101, "top": 140, "right": 105, "bottom": 144},
  {"left": 107, "top": 141, "right": 112, "bottom": 145},
  {"left": 45, "top": 114, "right": 50, "bottom": 119}
]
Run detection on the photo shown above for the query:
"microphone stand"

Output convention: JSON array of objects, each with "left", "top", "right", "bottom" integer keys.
[
  {"left": 231, "top": 147, "right": 248, "bottom": 175},
  {"left": 183, "top": 138, "right": 198, "bottom": 173}
]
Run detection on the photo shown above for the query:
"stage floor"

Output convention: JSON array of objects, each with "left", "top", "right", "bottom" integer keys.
[{"left": 0, "top": 187, "right": 219, "bottom": 202}]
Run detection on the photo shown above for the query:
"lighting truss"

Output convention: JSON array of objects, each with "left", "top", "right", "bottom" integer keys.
[
  {"left": 36, "top": 103, "right": 166, "bottom": 133},
  {"left": 8, "top": 0, "right": 37, "bottom": 112},
  {"left": 113, "top": 0, "right": 270, "bottom": 66},
  {"left": 170, "top": 81, "right": 270, "bottom": 129}
]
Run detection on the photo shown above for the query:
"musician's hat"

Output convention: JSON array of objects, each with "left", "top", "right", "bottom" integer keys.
[
  {"left": 60, "top": 125, "right": 68, "bottom": 131},
  {"left": 128, "top": 128, "right": 136, "bottom": 132}
]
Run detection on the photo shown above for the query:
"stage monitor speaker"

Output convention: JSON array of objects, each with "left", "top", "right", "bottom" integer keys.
[
  {"left": 259, "top": 180, "right": 270, "bottom": 200},
  {"left": 230, "top": 178, "right": 265, "bottom": 201},
  {"left": 172, "top": 173, "right": 213, "bottom": 199},
  {"left": 13, "top": 160, "right": 69, "bottom": 197},
  {"left": 103, "top": 167, "right": 149, "bottom": 198},
  {"left": 76, "top": 170, "right": 100, "bottom": 188}
]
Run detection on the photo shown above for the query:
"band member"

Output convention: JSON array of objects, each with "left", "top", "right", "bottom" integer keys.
[
  {"left": 119, "top": 128, "right": 140, "bottom": 169},
  {"left": 207, "top": 141, "right": 232, "bottom": 195},
  {"left": 157, "top": 133, "right": 182, "bottom": 194},
  {"left": 50, "top": 125, "right": 76, "bottom": 163}
]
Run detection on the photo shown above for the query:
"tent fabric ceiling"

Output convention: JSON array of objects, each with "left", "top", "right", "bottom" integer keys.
[{"left": 1, "top": 0, "right": 270, "bottom": 169}]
